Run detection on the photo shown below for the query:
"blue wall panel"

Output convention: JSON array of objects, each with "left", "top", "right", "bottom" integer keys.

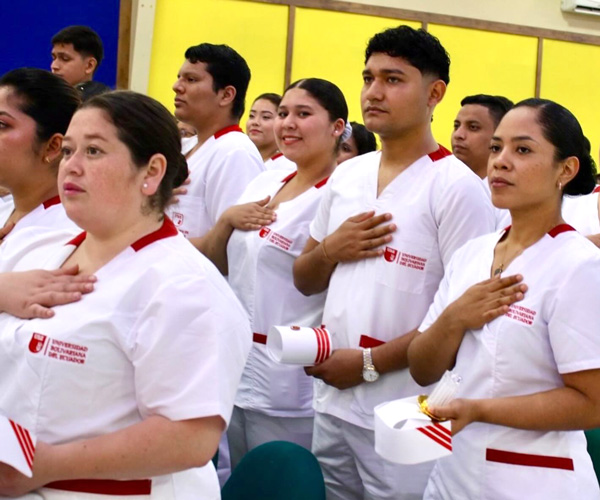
[{"left": 0, "top": 0, "right": 120, "bottom": 87}]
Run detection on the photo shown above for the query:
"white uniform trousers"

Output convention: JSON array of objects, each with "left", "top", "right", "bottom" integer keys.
[
  {"left": 312, "top": 412, "right": 432, "bottom": 500},
  {"left": 227, "top": 405, "right": 313, "bottom": 469}
]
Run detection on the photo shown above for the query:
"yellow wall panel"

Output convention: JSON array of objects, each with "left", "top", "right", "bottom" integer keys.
[
  {"left": 428, "top": 24, "right": 538, "bottom": 149},
  {"left": 148, "top": 0, "right": 288, "bottom": 122},
  {"left": 541, "top": 40, "right": 600, "bottom": 160},
  {"left": 292, "top": 8, "right": 420, "bottom": 124}
]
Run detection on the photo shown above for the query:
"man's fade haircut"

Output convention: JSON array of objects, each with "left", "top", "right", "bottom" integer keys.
[
  {"left": 460, "top": 94, "right": 514, "bottom": 127},
  {"left": 365, "top": 25, "right": 450, "bottom": 85},
  {"left": 184, "top": 43, "right": 251, "bottom": 120},
  {"left": 51, "top": 25, "right": 104, "bottom": 70}
]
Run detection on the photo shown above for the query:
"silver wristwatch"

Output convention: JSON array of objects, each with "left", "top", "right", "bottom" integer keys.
[{"left": 362, "top": 348, "right": 380, "bottom": 383}]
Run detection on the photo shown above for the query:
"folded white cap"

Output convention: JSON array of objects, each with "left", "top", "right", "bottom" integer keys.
[
  {"left": 0, "top": 414, "right": 36, "bottom": 477},
  {"left": 374, "top": 395, "right": 452, "bottom": 465},
  {"left": 267, "top": 325, "right": 332, "bottom": 365}
]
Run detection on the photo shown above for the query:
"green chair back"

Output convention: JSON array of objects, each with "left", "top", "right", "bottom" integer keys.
[
  {"left": 221, "top": 441, "right": 326, "bottom": 500},
  {"left": 586, "top": 428, "right": 600, "bottom": 484}
]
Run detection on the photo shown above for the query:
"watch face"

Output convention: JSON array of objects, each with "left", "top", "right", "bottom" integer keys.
[{"left": 363, "top": 368, "right": 379, "bottom": 382}]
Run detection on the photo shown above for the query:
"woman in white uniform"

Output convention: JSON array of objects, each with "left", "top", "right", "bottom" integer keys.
[
  {"left": 0, "top": 69, "right": 81, "bottom": 266},
  {"left": 408, "top": 99, "right": 600, "bottom": 499},
  {"left": 246, "top": 93, "right": 295, "bottom": 172},
  {"left": 0, "top": 91, "right": 251, "bottom": 500},
  {"left": 201, "top": 78, "right": 350, "bottom": 468}
]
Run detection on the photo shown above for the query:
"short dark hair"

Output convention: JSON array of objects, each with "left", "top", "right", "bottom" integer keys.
[
  {"left": 286, "top": 78, "right": 348, "bottom": 150},
  {"left": 52, "top": 25, "right": 104, "bottom": 71},
  {"left": 513, "top": 98, "right": 596, "bottom": 196},
  {"left": 365, "top": 25, "right": 450, "bottom": 84},
  {"left": 350, "top": 122, "right": 377, "bottom": 155},
  {"left": 253, "top": 93, "right": 281, "bottom": 108},
  {"left": 184, "top": 43, "right": 250, "bottom": 119},
  {"left": 0, "top": 68, "right": 80, "bottom": 144},
  {"left": 461, "top": 94, "right": 514, "bottom": 127},
  {"left": 82, "top": 91, "right": 188, "bottom": 213}
]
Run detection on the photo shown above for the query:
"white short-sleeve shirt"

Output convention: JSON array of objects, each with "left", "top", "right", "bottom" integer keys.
[
  {"left": 0, "top": 218, "right": 252, "bottom": 500},
  {"left": 167, "top": 126, "right": 264, "bottom": 239},
  {"left": 309, "top": 147, "right": 496, "bottom": 429},
  {"left": 228, "top": 170, "right": 328, "bottom": 417},
  {"left": 0, "top": 196, "right": 80, "bottom": 272},
  {"left": 562, "top": 189, "right": 600, "bottom": 236},
  {"left": 419, "top": 226, "right": 600, "bottom": 500},
  {"left": 264, "top": 152, "right": 296, "bottom": 172}
]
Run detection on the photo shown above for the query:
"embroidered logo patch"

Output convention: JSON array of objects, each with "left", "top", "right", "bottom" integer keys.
[
  {"left": 172, "top": 212, "right": 184, "bottom": 227},
  {"left": 258, "top": 227, "right": 293, "bottom": 251},
  {"left": 505, "top": 305, "right": 537, "bottom": 325},
  {"left": 28, "top": 333, "right": 88, "bottom": 365},
  {"left": 383, "top": 246, "right": 427, "bottom": 271}
]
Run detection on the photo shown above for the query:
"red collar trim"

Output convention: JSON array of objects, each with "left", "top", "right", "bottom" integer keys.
[
  {"left": 502, "top": 224, "right": 576, "bottom": 239},
  {"left": 214, "top": 125, "right": 243, "bottom": 139},
  {"left": 42, "top": 196, "right": 61, "bottom": 209},
  {"left": 65, "top": 218, "right": 179, "bottom": 252},
  {"left": 66, "top": 232, "right": 87, "bottom": 247},
  {"left": 132, "top": 217, "right": 179, "bottom": 251},
  {"left": 428, "top": 145, "right": 452, "bottom": 162},
  {"left": 281, "top": 172, "right": 297, "bottom": 184},
  {"left": 280, "top": 171, "right": 328, "bottom": 189},
  {"left": 271, "top": 152, "right": 284, "bottom": 161},
  {"left": 548, "top": 224, "right": 576, "bottom": 238},
  {"left": 593, "top": 185, "right": 600, "bottom": 193},
  {"left": 315, "top": 176, "right": 330, "bottom": 189}
]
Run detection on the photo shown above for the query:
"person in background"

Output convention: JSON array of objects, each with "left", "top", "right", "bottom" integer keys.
[
  {"left": 201, "top": 78, "right": 349, "bottom": 469},
  {"left": 336, "top": 121, "right": 377, "bottom": 165},
  {"left": 51, "top": 25, "right": 110, "bottom": 101},
  {"left": 452, "top": 94, "right": 513, "bottom": 229},
  {"left": 246, "top": 93, "right": 296, "bottom": 172},
  {"left": 409, "top": 98, "right": 600, "bottom": 500},
  {"left": 0, "top": 68, "right": 81, "bottom": 270},
  {"left": 293, "top": 26, "right": 495, "bottom": 500},
  {"left": 168, "top": 43, "right": 264, "bottom": 242}
]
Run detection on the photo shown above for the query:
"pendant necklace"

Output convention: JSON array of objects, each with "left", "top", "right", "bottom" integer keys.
[{"left": 493, "top": 243, "right": 524, "bottom": 277}]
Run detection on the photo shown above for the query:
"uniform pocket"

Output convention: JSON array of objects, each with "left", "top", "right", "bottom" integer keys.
[{"left": 375, "top": 237, "right": 433, "bottom": 294}]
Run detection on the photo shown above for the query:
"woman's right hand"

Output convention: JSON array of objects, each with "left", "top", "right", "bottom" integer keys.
[
  {"left": 445, "top": 274, "right": 527, "bottom": 331},
  {"left": 224, "top": 196, "right": 276, "bottom": 231}
]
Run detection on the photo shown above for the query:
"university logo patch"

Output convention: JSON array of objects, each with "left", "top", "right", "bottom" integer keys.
[
  {"left": 28, "top": 333, "right": 47, "bottom": 354},
  {"left": 384, "top": 246, "right": 398, "bottom": 263},
  {"left": 172, "top": 212, "right": 184, "bottom": 227},
  {"left": 259, "top": 227, "right": 271, "bottom": 238}
]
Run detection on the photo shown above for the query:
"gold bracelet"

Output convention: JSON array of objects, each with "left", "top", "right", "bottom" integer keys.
[{"left": 321, "top": 238, "right": 337, "bottom": 264}]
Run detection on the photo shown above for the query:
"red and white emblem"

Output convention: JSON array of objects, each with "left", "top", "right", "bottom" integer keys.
[
  {"left": 384, "top": 246, "right": 398, "bottom": 263},
  {"left": 172, "top": 212, "right": 184, "bottom": 227},
  {"left": 259, "top": 227, "right": 271, "bottom": 239},
  {"left": 28, "top": 333, "right": 47, "bottom": 354}
]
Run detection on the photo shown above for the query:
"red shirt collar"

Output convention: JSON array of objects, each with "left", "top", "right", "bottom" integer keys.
[
  {"left": 281, "top": 171, "right": 329, "bottom": 189},
  {"left": 428, "top": 144, "right": 452, "bottom": 162},
  {"left": 66, "top": 217, "right": 179, "bottom": 252},
  {"left": 502, "top": 224, "right": 576, "bottom": 239},
  {"left": 214, "top": 125, "right": 243, "bottom": 139},
  {"left": 42, "top": 195, "right": 61, "bottom": 209}
]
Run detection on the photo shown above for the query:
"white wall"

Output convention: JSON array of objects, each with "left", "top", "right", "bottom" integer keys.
[{"left": 351, "top": 0, "right": 600, "bottom": 36}]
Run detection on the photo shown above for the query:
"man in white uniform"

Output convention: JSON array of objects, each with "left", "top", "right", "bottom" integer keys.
[
  {"left": 294, "top": 26, "right": 496, "bottom": 500},
  {"left": 169, "top": 43, "right": 264, "bottom": 243},
  {"left": 451, "top": 94, "right": 513, "bottom": 229}
]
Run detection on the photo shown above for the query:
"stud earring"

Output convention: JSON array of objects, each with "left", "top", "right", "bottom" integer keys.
[
  {"left": 143, "top": 183, "right": 149, "bottom": 189},
  {"left": 43, "top": 156, "right": 51, "bottom": 164},
  {"left": 558, "top": 180, "right": 562, "bottom": 191}
]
